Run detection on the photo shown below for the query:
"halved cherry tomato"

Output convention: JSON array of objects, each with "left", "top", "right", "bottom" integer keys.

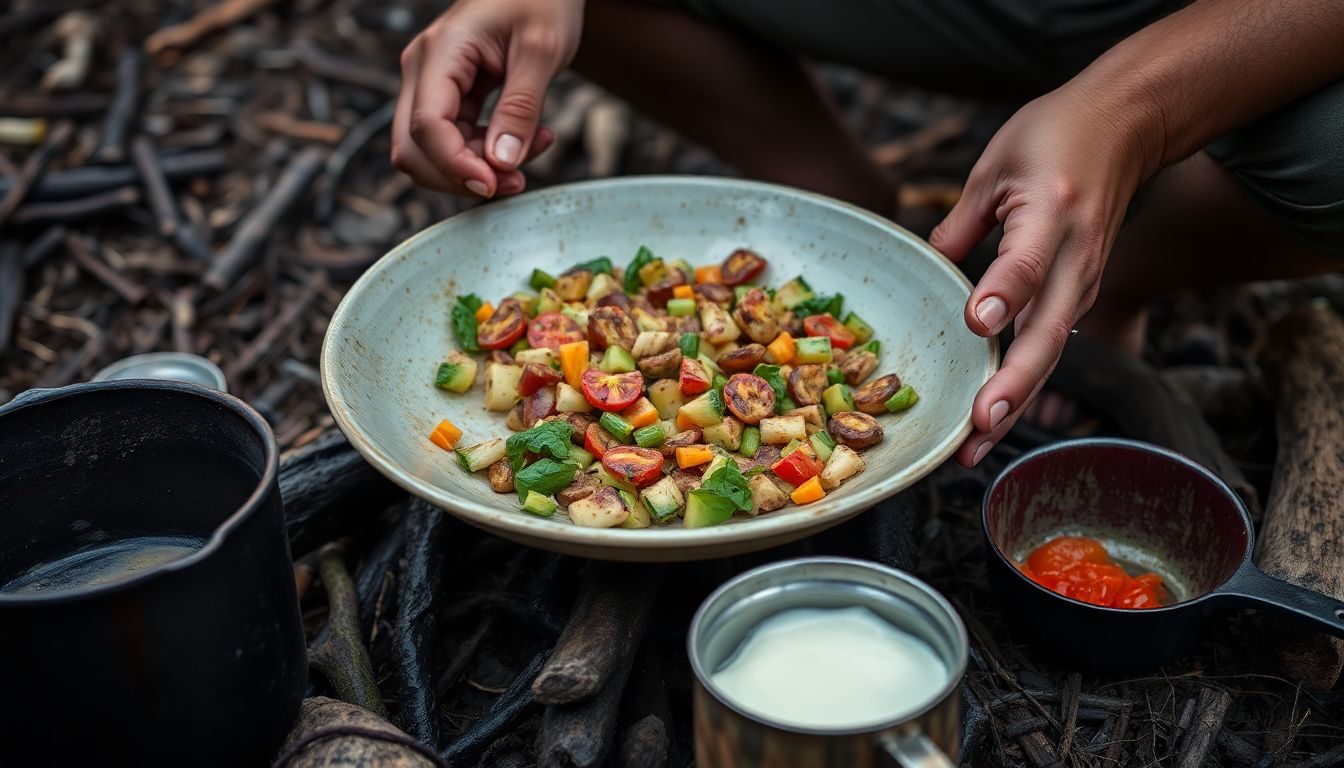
[
  {"left": 527, "top": 311, "right": 585, "bottom": 351},
  {"left": 581, "top": 368, "right": 644, "bottom": 411},
  {"left": 600, "top": 446, "right": 665, "bottom": 487},
  {"left": 720, "top": 248, "right": 767, "bottom": 286},
  {"left": 771, "top": 445, "right": 824, "bottom": 486},
  {"left": 1026, "top": 536, "right": 1110, "bottom": 574},
  {"left": 802, "top": 313, "right": 856, "bottom": 350},
  {"left": 585, "top": 422, "right": 620, "bottom": 458},
  {"left": 519, "top": 362, "right": 564, "bottom": 396},
  {"left": 478, "top": 300, "right": 528, "bottom": 350},
  {"left": 679, "top": 357, "right": 712, "bottom": 396}
]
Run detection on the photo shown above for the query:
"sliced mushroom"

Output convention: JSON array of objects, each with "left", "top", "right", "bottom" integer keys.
[
  {"left": 697, "top": 297, "right": 741, "bottom": 344},
  {"left": 787, "top": 364, "right": 829, "bottom": 406},
  {"left": 556, "top": 471, "right": 601, "bottom": 506},
  {"left": 506, "top": 401, "right": 526, "bottom": 432},
  {"left": 669, "top": 469, "right": 703, "bottom": 495},
  {"left": 778, "top": 309, "right": 804, "bottom": 337},
  {"left": 658, "top": 427, "right": 704, "bottom": 457},
  {"left": 731, "top": 288, "right": 779, "bottom": 344},
  {"left": 487, "top": 460, "right": 514, "bottom": 493},
  {"left": 595, "top": 291, "right": 632, "bottom": 309},
  {"left": 631, "top": 331, "right": 678, "bottom": 358},
  {"left": 555, "top": 269, "right": 593, "bottom": 302},
  {"left": 692, "top": 283, "right": 733, "bottom": 308},
  {"left": 664, "top": 314, "right": 702, "bottom": 333},
  {"left": 588, "top": 305, "right": 639, "bottom": 350},
  {"left": 828, "top": 411, "right": 884, "bottom": 450},
  {"left": 717, "top": 343, "right": 766, "bottom": 373},
  {"left": 839, "top": 350, "right": 879, "bottom": 386},
  {"left": 638, "top": 348, "right": 682, "bottom": 379},
  {"left": 853, "top": 374, "right": 902, "bottom": 415},
  {"left": 723, "top": 373, "right": 776, "bottom": 425}
]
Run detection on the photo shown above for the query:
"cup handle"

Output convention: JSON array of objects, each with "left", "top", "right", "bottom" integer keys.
[{"left": 879, "top": 730, "right": 956, "bottom": 768}]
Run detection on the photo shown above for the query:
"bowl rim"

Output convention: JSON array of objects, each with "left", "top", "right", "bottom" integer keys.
[
  {"left": 980, "top": 436, "right": 1255, "bottom": 615},
  {"left": 322, "top": 175, "right": 998, "bottom": 553}
]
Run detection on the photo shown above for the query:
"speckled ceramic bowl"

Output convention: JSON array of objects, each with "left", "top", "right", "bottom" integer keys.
[{"left": 322, "top": 177, "right": 997, "bottom": 561}]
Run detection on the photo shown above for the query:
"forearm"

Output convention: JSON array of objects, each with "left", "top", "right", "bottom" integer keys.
[{"left": 1067, "top": 0, "right": 1344, "bottom": 180}]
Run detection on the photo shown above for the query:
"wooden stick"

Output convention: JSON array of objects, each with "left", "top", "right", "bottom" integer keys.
[
  {"left": 1057, "top": 672, "right": 1081, "bottom": 756},
  {"left": 532, "top": 562, "right": 663, "bottom": 705},
  {"left": 616, "top": 640, "right": 673, "bottom": 768},
  {"left": 439, "top": 652, "right": 546, "bottom": 765},
  {"left": 308, "top": 545, "right": 388, "bottom": 718},
  {"left": 0, "top": 121, "right": 72, "bottom": 225},
  {"left": 292, "top": 38, "right": 399, "bottom": 95},
  {"left": 0, "top": 242, "right": 23, "bottom": 350},
  {"left": 1102, "top": 705, "right": 1131, "bottom": 766},
  {"left": 1257, "top": 306, "right": 1344, "bottom": 687},
  {"left": 129, "top": 135, "right": 216, "bottom": 263},
  {"left": 537, "top": 643, "right": 642, "bottom": 768},
  {"left": 314, "top": 100, "right": 396, "bottom": 221},
  {"left": 204, "top": 146, "right": 327, "bottom": 291},
  {"left": 11, "top": 185, "right": 141, "bottom": 225},
  {"left": 392, "top": 500, "right": 449, "bottom": 748},
  {"left": 276, "top": 697, "right": 440, "bottom": 768},
  {"left": 144, "top": 0, "right": 278, "bottom": 55},
  {"left": 93, "top": 49, "right": 141, "bottom": 164},
  {"left": 21, "top": 224, "right": 66, "bottom": 269},
  {"left": 279, "top": 430, "right": 406, "bottom": 557},
  {"left": 0, "top": 148, "right": 227, "bottom": 202},
  {"left": 64, "top": 233, "right": 148, "bottom": 304},
  {"left": 1175, "top": 688, "right": 1230, "bottom": 768},
  {"left": 254, "top": 112, "right": 345, "bottom": 144},
  {"left": 223, "top": 276, "right": 321, "bottom": 381}
]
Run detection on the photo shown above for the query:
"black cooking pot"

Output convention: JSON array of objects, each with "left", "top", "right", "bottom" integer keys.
[
  {"left": 982, "top": 438, "right": 1344, "bottom": 669},
  {"left": 0, "top": 380, "right": 306, "bottom": 766}
]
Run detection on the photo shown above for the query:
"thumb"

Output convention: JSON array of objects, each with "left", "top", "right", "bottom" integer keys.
[
  {"left": 928, "top": 168, "right": 997, "bottom": 263},
  {"left": 486, "top": 48, "right": 556, "bottom": 171}
]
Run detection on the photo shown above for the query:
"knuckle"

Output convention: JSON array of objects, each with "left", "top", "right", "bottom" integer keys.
[
  {"left": 518, "top": 26, "right": 563, "bottom": 59},
  {"left": 1003, "top": 248, "right": 1049, "bottom": 289},
  {"left": 407, "top": 110, "right": 434, "bottom": 141},
  {"left": 1049, "top": 177, "right": 1080, "bottom": 210},
  {"left": 1043, "top": 315, "right": 1076, "bottom": 347},
  {"left": 494, "top": 89, "right": 544, "bottom": 124}
]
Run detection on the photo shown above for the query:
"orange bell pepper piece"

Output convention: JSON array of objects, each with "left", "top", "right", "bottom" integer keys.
[
  {"left": 676, "top": 445, "right": 714, "bottom": 468},
  {"left": 428, "top": 418, "right": 463, "bottom": 451},
  {"left": 672, "top": 284, "right": 694, "bottom": 299},
  {"left": 765, "top": 332, "right": 795, "bottom": 364},
  {"left": 694, "top": 265, "right": 722, "bottom": 285},
  {"left": 621, "top": 397, "right": 659, "bottom": 428},
  {"left": 559, "top": 340, "right": 589, "bottom": 389},
  {"left": 789, "top": 476, "right": 825, "bottom": 504},
  {"left": 474, "top": 301, "right": 494, "bottom": 323}
]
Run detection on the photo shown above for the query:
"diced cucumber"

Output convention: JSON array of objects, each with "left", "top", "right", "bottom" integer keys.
[
  {"left": 595, "top": 464, "right": 637, "bottom": 495},
  {"left": 711, "top": 373, "right": 728, "bottom": 397},
  {"left": 565, "top": 445, "right": 596, "bottom": 470},
  {"left": 511, "top": 292, "right": 538, "bottom": 317},
  {"left": 858, "top": 339, "right": 880, "bottom": 355},
  {"left": 600, "top": 412, "right": 635, "bottom": 442},
  {"left": 647, "top": 379, "right": 686, "bottom": 420},
  {"left": 587, "top": 272, "right": 620, "bottom": 302},
  {"left": 774, "top": 276, "right": 814, "bottom": 309},
  {"left": 794, "top": 336, "right": 833, "bottom": 364},
  {"left": 536, "top": 287, "right": 563, "bottom": 315},
  {"left": 697, "top": 352, "right": 723, "bottom": 376},
  {"left": 561, "top": 305, "right": 590, "bottom": 328},
  {"left": 885, "top": 384, "right": 919, "bottom": 413},
  {"left": 618, "top": 489, "right": 651, "bottom": 528},
  {"left": 822, "top": 383, "right": 856, "bottom": 415},
  {"left": 515, "top": 348, "right": 555, "bottom": 365},
  {"left": 520, "top": 490, "right": 557, "bottom": 517},
  {"left": 739, "top": 425, "right": 761, "bottom": 457},
  {"left": 600, "top": 345, "right": 637, "bottom": 373},
  {"left": 703, "top": 416, "right": 743, "bottom": 451},
  {"left": 679, "top": 390, "right": 725, "bottom": 428},
  {"left": 781, "top": 438, "right": 803, "bottom": 457},
  {"left": 530, "top": 269, "right": 558, "bottom": 290},
  {"left": 703, "top": 453, "right": 731, "bottom": 480},
  {"left": 667, "top": 298, "right": 696, "bottom": 317},
  {"left": 509, "top": 337, "right": 531, "bottom": 354},
  {"left": 683, "top": 489, "right": 736, "bottom": 528},
  {"left": 640, "top": 476, "right": 685, "bottom": 524},
  {"left": 556, "top": 382, "right": 593, "bottom": 413},
  {"left": 679, "top": 333, "right": 700, "bottom": 359},
  {"left": 434, "top": 352, "right": 478, "bottom": 393},
  {"left": 779, "top": 395, "right": 797, "bottom": 412},
  {"left": 633, "top": 423, "right": 666, "bottom": 449},
  {"left": 826, "top": 367, "right": 846, "bottom": 385},
  {"left": 809, "top": 431, "right": 836, "bottom": 462},
  {"left": 842, "top": 311, "right": 875, "bottom": 343},
  {"left": 457, "top": 437, "right": 507, "bottom": 472}
]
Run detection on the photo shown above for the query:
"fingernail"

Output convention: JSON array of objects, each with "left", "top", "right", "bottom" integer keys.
[
  {"left": 972, "top": 441, "right": 993, "bottom": 466},
  {"left": 989, "top": 400, "right": 1010, "bottom": 429},
  {"left": 494, "top": 134, "right": 521, "bottom": 165},
  {"left": 975, "top": 296, "right": 1007, "bottom": 332},
  {"left": 465, "top": 180, "right": 489, "bottom": 197}
]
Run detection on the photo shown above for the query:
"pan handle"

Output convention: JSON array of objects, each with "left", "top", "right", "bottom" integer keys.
[{"left": 1216, "top": 563, "right": 1344, "bottom": 638}]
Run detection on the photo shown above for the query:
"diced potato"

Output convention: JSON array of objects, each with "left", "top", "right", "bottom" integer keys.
[
  {"left": 514, "top": 348, "right": 556, "bottom": 366},
  {"left": 631, "top": 307, "right": 664, "bottom": 333},
  {"left": 647, "top": 379, "right": 686, "bottom": 420},
  {"left": 819, "top": 445, "right": 866, "bottom": 490},
  {"left": 710, "top": 340, "right": 740, "bottom": 361},
  {"left": 784, "top": 405, "right": 826, "bottom": 430},
  {"left": 748, "top": 474, "right": 790, "bottom": 516},
  {"left": 631, "top": 331, "right": 678, "bottom": 358},
  {"left": 586, "top": 272, "right": 620, "bottom": 302},
  {"left": 556, "top": 382, "right": 592, "bottom": 413},
  {"left": 703, "top": 416, "right": 743, "bottom": 451},
  {"left": 485, "top": 363, "right": 523, "bottom": 411},
  {"left": 567, "top": 487, "right": 630, "bottom": 528},
  {"left": 555, "top": 270, "right": 593, "bottom": 302},
  {"left": 698, "top": 298, "right": 741, "bottom": 344},
  {"left": 759, "top": 415, "right": 807, "bottom": 445}
]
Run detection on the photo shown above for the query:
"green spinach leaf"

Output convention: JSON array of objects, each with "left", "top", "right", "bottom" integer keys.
[{"left": 451, "top": 293, "right": 484, "bottom": 353}]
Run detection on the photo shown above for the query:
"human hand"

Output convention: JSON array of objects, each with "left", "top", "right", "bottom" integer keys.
[
  {"left": 929, "top": 86, "right": 1151, "bottom": 467},
  {"left": 392, "top": 0, "right": 583, "bottom": 197}
]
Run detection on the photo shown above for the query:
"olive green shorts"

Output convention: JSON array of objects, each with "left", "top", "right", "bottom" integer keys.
[{"left": 665, "top": 0, "right": 1344, "bottom": 251}]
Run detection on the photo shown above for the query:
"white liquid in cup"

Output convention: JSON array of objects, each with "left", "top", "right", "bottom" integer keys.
[{"left": 710, "top": 605, "right": 949, "bottom": 731}]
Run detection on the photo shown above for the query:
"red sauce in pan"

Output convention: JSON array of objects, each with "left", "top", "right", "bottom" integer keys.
[{"left": 1018, "top": 536, "right": 1168, "bottom": 609}]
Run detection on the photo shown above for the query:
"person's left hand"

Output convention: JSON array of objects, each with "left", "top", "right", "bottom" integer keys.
[{"left": 928, "top": 83, "right": 1151, "bottom": 467}]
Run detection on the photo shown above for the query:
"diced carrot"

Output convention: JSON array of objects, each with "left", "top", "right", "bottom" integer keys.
[
  {"left": 790, "top": 476, "right": 825, "bottom": 504},
  {"left": 676, "top": 445, "right": 714, "bottom": 468},
  {"left": 672, "top": 284, "right": 694, "bottom": 299},
  {"left": 694, "top": 265, "right": 722, "bottom": 285},
  {"left": 474, "top": 301, "right": 494, "bottom": 323},
  {"left": 765, "top": 332, "right": 796, "bottom": 364},
  {"left": 559, "top": 340, "right": 590, "bottom": 389},
  {"left": 428, "top": 418, "right": 462, "bottom": 451},
  {"left": 622, "top": 397, "right": 659, "bottom": 428},
  {"left": 675, "top": 410, "right": 696, "bottom": 431}
]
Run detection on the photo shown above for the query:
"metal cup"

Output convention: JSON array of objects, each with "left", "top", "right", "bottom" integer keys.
[{"left": 689, "top": 557, "right": 967, "bottom": 768}]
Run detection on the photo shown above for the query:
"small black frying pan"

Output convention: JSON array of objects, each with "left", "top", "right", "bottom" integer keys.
[{"left": 982, "top": 438, "right": 1344, "bottom": 669}]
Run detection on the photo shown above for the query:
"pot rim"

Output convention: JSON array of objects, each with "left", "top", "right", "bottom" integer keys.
[
  {"left": 980, "top": 436, "right": 1255, "bottom": 616},
  {"left": 0, "top": 379, "right": 279, "bottom": 606}
]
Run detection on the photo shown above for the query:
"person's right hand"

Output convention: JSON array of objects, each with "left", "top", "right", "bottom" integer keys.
[{"left": 392, "top": 0, "right": 583, "bottom": 198}]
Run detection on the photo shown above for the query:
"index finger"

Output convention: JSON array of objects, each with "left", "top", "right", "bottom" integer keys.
[{"left": 409, "top": 40, "right": 498, "bottom": 196}]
